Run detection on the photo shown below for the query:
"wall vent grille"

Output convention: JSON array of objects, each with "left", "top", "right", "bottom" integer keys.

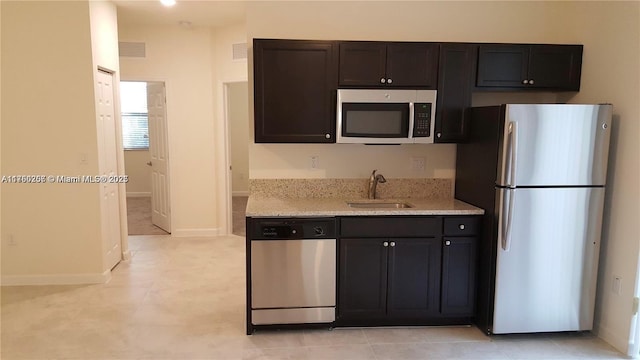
[
  {"left": 232, "top": 42, "right": 248, "bottom": 60},
  {"left": 119, "top": 42, "right": 146, "bottom": 58}
]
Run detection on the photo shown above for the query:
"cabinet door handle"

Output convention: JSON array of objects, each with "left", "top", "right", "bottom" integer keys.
[
  {"left": 529, "top": 79, "right": 535, "bottom": 85},
  {"left": 380, "top": 78, "right": 386, "bottom": 84},
  {"left": 387, "top": 78, "right": 393, "bottom": 84},
  {"left": 437, "top": 133, "right": 442, "bottom": 138},
  {"left": 390, "top": 241, "right": 396, "bottom": 247},
  {"left": 459, "top": 224, "right": 465, "bottom": 230},
  {"left": 522, "top": 79, "right": 529, "bottom": 84},
  {"left": 383, "top": 241, "right": 389, "bottom": 247},
  {"left": 325, "top": 133, "right": 331, "bottom": 139},
  {"left": 445, "top": 240, "right": 451, "bottom": 246}
]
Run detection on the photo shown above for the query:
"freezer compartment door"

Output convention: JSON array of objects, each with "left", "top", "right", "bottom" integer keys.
[
  {"left": 493, "top": 187, "right": 604, "bottom": 334},
  {"left": 498, "top": 104, "right": 611, "bottom": 187}
]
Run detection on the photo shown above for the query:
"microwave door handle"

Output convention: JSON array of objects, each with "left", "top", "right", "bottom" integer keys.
[{"left": 408, "top": 102, "right": 415, "bottom": 138}]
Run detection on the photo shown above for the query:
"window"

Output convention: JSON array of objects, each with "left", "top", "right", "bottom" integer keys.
[{"left": 120, "top": 81, "right": 149, "bottom": 150}]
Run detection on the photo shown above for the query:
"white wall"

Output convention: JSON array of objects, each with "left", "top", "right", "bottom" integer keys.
[
  {"left": 212, "top": 22, "right": 249, "bottom": 232},
  {"left": 559, "top": 2, "right": 640, "bottom": 353},
  {"left": 1, "top": 1, "right": 114, "bottom": 283},
  {"left": 228, "top": 82, "right": 250, "bottom": 194},
  {"left": 118, "top": 22, "right": 248, "bottom": 235},
  {"left": 89, "top": 0, "right": 126, "bottom": 273},
  {"left": 124, "top": 150, "right": 151, "bottom": 196},
  {"left": 118, "top": 24, "right": 218, "bottom": 236},
  {"left": 245, "top": 1, "right": 570, "bottom": 181}
]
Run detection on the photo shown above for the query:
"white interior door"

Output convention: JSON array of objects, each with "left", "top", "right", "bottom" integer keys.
[
  {"left": 147, "top": 82, "right": 171, "bottom": 232},
  {"left": 96, "top": 70, "right": 122, "bottom": 271}
]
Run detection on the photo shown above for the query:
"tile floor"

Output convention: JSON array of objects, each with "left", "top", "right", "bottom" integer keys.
[{"left": 1, "top": 234, "right": 628, "bottom": 360}]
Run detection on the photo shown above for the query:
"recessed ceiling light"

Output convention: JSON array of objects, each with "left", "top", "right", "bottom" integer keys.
[{"left": 160, "top": 0, "right": 176, "bottom": 7}]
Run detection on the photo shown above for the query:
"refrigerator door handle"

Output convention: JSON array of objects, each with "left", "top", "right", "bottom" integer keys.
[
  {"left": 501, "top": 189, "right": 516, "bottom": 251},
  {"left": 505, "top": 121, "right": 518, "bottom": 187}
]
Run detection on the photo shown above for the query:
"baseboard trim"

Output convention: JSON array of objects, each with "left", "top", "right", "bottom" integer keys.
[
  {"left": 126, "top": 192, "right": 151, "bottom": 198},
  {"left": 232, "top": 191, "right": 249, "bottom": 197},
  {"left": 1, "top": 270, "right": 111, "bottom": 286},
  {"left": 594, "top": 321, "right": 629, "bottom": 355},
  {"left": 171, "top": 228, "right": 220, "bottom": 237}
]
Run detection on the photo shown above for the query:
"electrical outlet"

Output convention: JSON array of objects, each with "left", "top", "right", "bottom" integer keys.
[
  {"left": 613, "top": 275, "right": 622, "bottom": 295},
  {"left": 310, "top": 156, "right": 320, "bottom": 169},
  {"left": 411, "top": 157, "right": 425, "bottom": 172}
]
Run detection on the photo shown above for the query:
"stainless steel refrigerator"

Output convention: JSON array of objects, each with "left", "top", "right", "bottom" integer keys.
[{"left": 455, "top": 104, "right": 612, "bottom": 334}]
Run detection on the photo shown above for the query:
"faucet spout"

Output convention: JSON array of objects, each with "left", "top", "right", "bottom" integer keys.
[{"left": 368, "top": 170, "right": 387, "bottom": 199}]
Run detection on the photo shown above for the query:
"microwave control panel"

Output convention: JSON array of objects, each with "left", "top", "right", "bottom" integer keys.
[{"left": 413, "top": 103, "right": 432, "bottom": 137}]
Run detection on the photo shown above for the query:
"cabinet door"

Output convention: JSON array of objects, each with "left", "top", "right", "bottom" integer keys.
[
  {"left": 254, "top": 39, "right": 337, "bottom": 143},
  {"left": 441, "top": 237, "right": 477, "bottom": 316},
  {"left": 476, "top": 45, "right": 529, "bottom": 88},
  {"left": 338, "top": 238, "right": 388, "bottom": 319},
  {"left": 386, "top": 43, "right": 439, "bottom": 88},
  {"left": 338, "top": 42, "right": 387, "bottom": 87},
  {"left": 435, "top": 43, "right": 475, "bottom": 143},
  {"left": 528, "top": 45, "right": 582, "bottom": 90},
  {"left": 387, "top": 238, "right": 441, "bottom": 317}
]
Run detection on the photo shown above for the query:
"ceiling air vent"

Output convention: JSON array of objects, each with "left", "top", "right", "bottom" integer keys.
[
  {"left": 119, "top": 42, "right": 146, "bottom": 58},
  {"left": 232, "top": 42, "right": 248, "bottom": 60}
]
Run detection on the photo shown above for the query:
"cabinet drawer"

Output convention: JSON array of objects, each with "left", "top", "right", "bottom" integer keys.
[
  {"left": 340, "top": 217, "right": 440, "bottom": 238},
  {"left": 443, "top": 217, "right": 480, "bottom": 236}
]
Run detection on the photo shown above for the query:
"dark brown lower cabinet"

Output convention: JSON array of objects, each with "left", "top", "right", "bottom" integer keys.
[
  {"left": 337, "top": 216, "right": 480, "bottom": 326},
  {"left": 338, "top": 237, "right": 441, "bottom": 322},
  {"left": 441, "top": 236, "right": 478, "bottom": 316},
  {"left": 387, "top": 238, "right": 441, "bottom": 317},
  {"left": 338, "top": 238, "right": 388, "bottom": 319}
]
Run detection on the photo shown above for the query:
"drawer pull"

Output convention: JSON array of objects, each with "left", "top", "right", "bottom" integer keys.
[
  {"left": 459, "top": 224, "right": 465, "bottom": 230},
  {"left": 445, "top": 240, "right": 451, "bottom": 246},
  {"left": 383, "top": 241, "right": 389, "bottom": 247}
]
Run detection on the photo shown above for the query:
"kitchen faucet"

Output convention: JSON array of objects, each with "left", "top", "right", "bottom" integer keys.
[{"left": 368, "top": 170, "right": 387, "bottom": 199}]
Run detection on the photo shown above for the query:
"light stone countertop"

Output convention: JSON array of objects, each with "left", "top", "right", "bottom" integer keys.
[{"left": 246, "top": 196, "right": 484, "bottom": 217}]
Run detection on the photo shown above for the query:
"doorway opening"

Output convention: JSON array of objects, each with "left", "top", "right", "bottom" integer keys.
[
  {"left": 225, "top": 81, "right": 249, "bottom": 237},
  {"left": 120, "top": 81, "right": 171, "bottom": 235}
]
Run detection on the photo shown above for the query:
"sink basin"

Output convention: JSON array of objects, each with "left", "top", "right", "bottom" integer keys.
[{"left": 347, "top": 201, "right": 414, "bottom": 209}]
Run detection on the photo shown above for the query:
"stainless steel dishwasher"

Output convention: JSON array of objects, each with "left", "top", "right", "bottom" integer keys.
[{"left": 249, "top": 218, "right": 336, "bottom": 328}]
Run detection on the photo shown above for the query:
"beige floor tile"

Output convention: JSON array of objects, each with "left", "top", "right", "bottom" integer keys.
[
  {"left": 363, "top": 327, "right": 437, "bottom": 344},
  {"left": 303, "top": 344, "right": 376, "bottom": 359},
  {"left": 548, "top": 334, "right": 628, "bottom": 359},
  {"left": 301, "top": 328, "right": 368, "bottom": 346},
  {"left": 420, "top": 325, "right": 488, "bottom": 343},
  {"left": 373, "top": 341, "right": 511, "bottom": 360},
  {"left": 247, "top": 330, "right": 308, "bottom": 349},
  {"left": 0, "top": 235, "right": 629, "bottom": 360}
]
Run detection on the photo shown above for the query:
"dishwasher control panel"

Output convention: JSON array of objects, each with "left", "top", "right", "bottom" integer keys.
[{"left": 252, "top": 218, "right": 336, "bottom": 239}]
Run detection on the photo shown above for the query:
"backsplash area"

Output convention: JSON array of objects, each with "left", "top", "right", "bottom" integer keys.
[{"left": 249, "top": 178, "right": 452, "bottom": 199}]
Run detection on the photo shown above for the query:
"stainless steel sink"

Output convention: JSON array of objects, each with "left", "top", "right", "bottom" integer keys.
[{"left": 347, "top": 201, "right": 414, "bottom": 209}]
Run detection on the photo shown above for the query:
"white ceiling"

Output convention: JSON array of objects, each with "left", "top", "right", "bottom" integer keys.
[{"left": 113, "top": 0, "right": 247, "bottom": 28}]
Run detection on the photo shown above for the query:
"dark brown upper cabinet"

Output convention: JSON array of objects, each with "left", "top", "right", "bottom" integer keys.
[
  {"left": 476, "top": 44, "right": 583, "bottom": 91},
  {"left": 339, "top": 42, "right": 439, "bottom": 88},
  {"left": 253, "top": 39, "right": 338, "bottom": 143},
  {"left": 435, "top": 43, "right": 476, "bottom": 143}
]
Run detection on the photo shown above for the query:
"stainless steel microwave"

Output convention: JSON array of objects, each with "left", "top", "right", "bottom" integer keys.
[{"left": 336, "top": 89, "right": 437, "bottom": 144}]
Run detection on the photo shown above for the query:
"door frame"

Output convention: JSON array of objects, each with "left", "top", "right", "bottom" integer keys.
[
  {"left": 120, "top": 77, "right": 173, "bottom": 237},
  {"left": 222, "top": 79, "right": 249, "bottom": 235}
]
